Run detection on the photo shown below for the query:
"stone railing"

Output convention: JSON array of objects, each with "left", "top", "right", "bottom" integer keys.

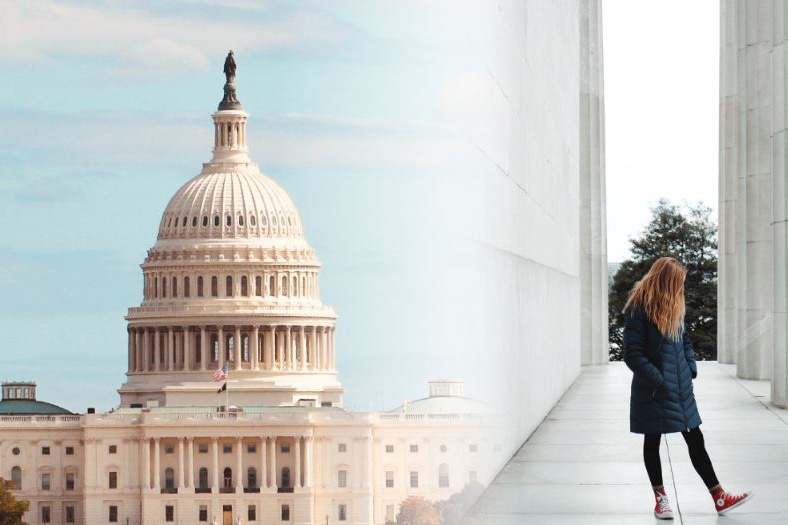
[{"left": 0, "top": 415, "right": 82, "bottom": 426}]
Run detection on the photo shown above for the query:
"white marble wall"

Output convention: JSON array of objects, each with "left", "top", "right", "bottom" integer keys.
[
  {"left": 459, "top": 0, "right": 607, "bottom": 469},
  {"left": 718, "top": 0, "right": 774, "bottom": 381}
]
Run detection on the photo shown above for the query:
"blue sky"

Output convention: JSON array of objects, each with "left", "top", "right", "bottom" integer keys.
[{"left": 0, "top": 0, "right": 491, "bottom": 412}]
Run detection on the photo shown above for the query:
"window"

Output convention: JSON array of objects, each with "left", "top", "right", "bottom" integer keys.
[
  {"left": 65, "top": 505, "right": 75, "bottom": 523},
  {"left": 154, "top": 277, "right": 158, "bottom": 298},
  {"left": 23, "top": 388, "right": 29, "bottom": 398},
  {"left": 385, "top": 444, "right": 394, "bottom": 453},
  {"left": 182, "top": 216, "right": 187, "bottom": 228},
  {"left": 242, "top": 335, "right": 249, "bottom": 362},
  {"left": 211, "top": 276, "right": 218, "bottom": 297},
  {"left": 281, "top": 504, "right": 290, "bottom": 521},
  {"left": 108, "top": 445, "right": 117, "bottom": 454},
  {"left": 41, "top": 472, "right": 51, "bottom": 490},
  {"left": 410, "top": 471, "right": 419, "bottom": 488},
  {"left": 338, "top": 470, "right": 347, "bottom": 488},
  {"left": 192, "top": 216, "right": 197, "bottom": 227},
  {"left": 281, "top": 275, "right": 287, "bottom": 296},
  {"left": 203, "top": 216, "right": 208, "bottom": 227},
  {"left": 250, "top": 214, "right": 256, "bottom": 226},
  {"left": 109, "top": 471, "right": 117, "bottom": 489},
  {"left": 248, "top": 505, "right": 257, "bottom": 521},
  {"left": 198, "top": 468, "right": 208, "bottom": 489},
  {"left": 239, "top": 214, "right": 244, "bottom": 226},
  {"left": 226, "top": 215, "right": 232, "bottom": 226},
  {"left": 162, "top": 277, "right": 167, "bottom": 297},
  {"left": 42, "top": 506, "right": 51, "bottom": 523},
  {"left": 440, "top": 445, "right": 447, "bottom": 453},
  {"left": 42, "top": 446, "right": 51, "bottom": 455},
  {"left": 66, "top": 472, "right": 75, "bottom": 490},
  {"left": 439, "top": 464, "right": 449, "bottom": 488},
  {"left": 226, "top": 276, "right": 233, "bottom": 296},
  {"left": 247, "top": 443, "right": 256, "bottom": 453},
  {"left": 165, "top": 505, "right": 174, "bottom": 522},
  {"left": 223, "top": 444, "right": 232, "bottom": 454},
  {"left": 66, "top": 446, "right": 74, "bottom": 456},
  {"left": 470, "top": 470, "right": 478, "bottom": 483},
  {"left": 199, "top": 505, "right": 208, "bottom": 522},
  {"left": 11, "top": 447, "right": 20, "bottom": 456},
  {"left": 11, "top": 466, "right": 21, "bottom": 489},
  {"left": 385, "top": 471, "right": 394, "bottom": 488},
  {"left": 241, "top": 275, "right": 248, "bottom": 296},
  {"left": 185, "top": 276, "right": 191, "bottom": 297},
  {"left": 214, "top": 215, "right": 220, "bottom": 227},
  {"left": 223, "top": 467, "right": 233, "bottom": 488},
  {"left": 269, "top": 275, "right": 275, "bottom": 296},
  {"left": 338, "top": 443, "right": 347, "bottom": 453},
  {"left": 281, "top": 444, "right": 290, "bottom": 453},
  {"left": 410, "top": 444, "right": 419, "bottom": 453},
  {"left": 338, "top": 504, "right": 347, "bottom": 521},
  {"left": 197, "top": 276, "right": 204, "bottom": 297},
  {"left": 165, "top": 445, "right": 174, "bottom": 454},
  {"left": 198, "top": 443, "right": 208, "bottom": 454},
  {"left": 281, "top": 467, "right": 291, "bottom": 488},
  {"left": 172, "top": 276, "right": 178, "bottom": 297},
  {"left": 247, "top": 467, "right": 256, "bottom": 488},
  {"left": 255, "top": 276, "right": 262, "bottom": 296},
  {"left": 109, "top": 505, "right": 118, "bottom": 523},
  {"left": 211, "top": 335, "right": 219, "bottom": 362},
  {"left": 165, "top": 468, "right": 175, "bottom": 489},
  {"left": 261, "top": 214, "right": 268, "bottom": 226},
  {"left": 469, "top": 443, "right": 478, "bottom": 453}
]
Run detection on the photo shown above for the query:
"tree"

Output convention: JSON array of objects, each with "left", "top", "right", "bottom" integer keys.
[
  {"left": 396, "top": 496, "right": 442, "bottom": 525},
  {"left": 434, "top": 482, "right": 486, "bottom": 525},
  {"left": 0, "top": 478, "right": 28, "bottom": 525},
  {"left": 609, "top": 199, "right": 717, "bottom": 361}
]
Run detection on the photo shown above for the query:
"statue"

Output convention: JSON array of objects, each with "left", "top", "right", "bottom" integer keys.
[
  {"left": 223, "top": 50, "right": 237, "bottom": 84},
  {"left": 218, "top": 50, "right": 243, "bottom": 111}
]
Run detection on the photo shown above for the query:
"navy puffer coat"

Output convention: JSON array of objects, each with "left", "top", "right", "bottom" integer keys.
[{"left": 623, "top": 304, "right": 702, "bottom": 435}]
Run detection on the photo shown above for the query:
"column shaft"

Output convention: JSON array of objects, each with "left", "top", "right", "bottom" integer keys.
[
  {"left": 153, "top": 438, "right": 161, "bottom": 489},
  {"left": 295, "top": 436, "right": 301, "bottom": 488},
  {"left": 177, "top": 438, "right": 185, "bottom": 489}
]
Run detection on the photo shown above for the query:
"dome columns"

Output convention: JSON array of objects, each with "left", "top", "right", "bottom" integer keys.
[
  {"left": 127, "top": 324, "right": 335, "bottom": 375},
  {"left": 211, "top": 110, "right": 249, "bottom": 163}
]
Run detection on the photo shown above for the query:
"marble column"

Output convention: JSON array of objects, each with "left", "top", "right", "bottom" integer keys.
[
  {"left": 142, "top": 438, "right": 151, "bottom": 489},
  {"left": 212, "top": 438, "right": 219, "bottom": 491},
  {"left": 183, "top": 327, "right": 190, "bottom": 371},
  {"left": 153, "top": 438, "right": 161, "bottom": 489},
  {"left": 286, "top": 326, "right": 292, "bottom": 369},
  {"left": 187, "top": 438, "right": 194, "bottom": 489},
  {"left": 295, "top": 437, "right": 301, "bottom": 488},
  {"left": 218, "top": 327, "right": 225, "bottom": 369},
  {"left": 200, "top": 326, "right": 207, "bottom": 371},
  {"left": 252, "top": 326, "right": 259, "bottom": 370},
  {"left": 261, "top": 437, "right": 268, "bottom": 489},
  {"left": 235, "top": 437, "right": 243, "bottom": 493},
  {"left": 154, "top": 329, "right": 160, "bottom": 372},
  {"left": 300, "top": 327, "right": 307, "bottom": 370},
  {"left": 177, "top": 438, "right": 185, "bottom": 489},
  {"left": 168, "top": 328, "right": 175, "bottom": 371},
  {"left": 578, "top": 0, "right": 609, "bottom": 365},
  {"left": 304, "top": 436, "right": 313, "bottom": 488},
  {"left": 234, "top": 326, "right": 242, "bottom": 370},
  {"left": 269, "top": 437, "right": 277, "bottom": 490}
]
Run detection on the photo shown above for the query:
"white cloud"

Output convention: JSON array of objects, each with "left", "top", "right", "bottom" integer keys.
[{"left": 0, "top": 1, "right": 343, "bottom": 74}]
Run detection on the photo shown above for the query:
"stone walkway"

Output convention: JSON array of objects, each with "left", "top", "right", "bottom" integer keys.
[{"left": 467, "top": 361, "right": 788, "bottom": 523}]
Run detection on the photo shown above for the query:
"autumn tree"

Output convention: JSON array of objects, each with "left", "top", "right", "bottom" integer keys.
[
  {"left": 0, "top": 478, "right": 28, "bottom": 525},
  {"left": 396, "top": 496, "right": 442, "bottom": 525}
]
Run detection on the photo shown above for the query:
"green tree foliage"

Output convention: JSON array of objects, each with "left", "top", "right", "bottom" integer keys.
[
  {"left": 0, "top": 478, "right": 28, "bottom": 525},
  {"left": 609, "top": 200, "right": 717, "bottom": 361},
  {"left": 434, "top": 482, "right": 486, "bottom": 525},
  {"left": 396, "top": 496, "right": 442, "bottom": 525}
]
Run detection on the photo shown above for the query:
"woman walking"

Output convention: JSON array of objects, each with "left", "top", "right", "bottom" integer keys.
[{"left": 623, "top": 257, "right": 753, "bottom": 519}]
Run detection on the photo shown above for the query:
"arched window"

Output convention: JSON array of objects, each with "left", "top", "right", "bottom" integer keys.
[
  {"left": 227, "top": 334, "right": 234, "bottom": 362},
  {"left": 255, "top": 276, "right": 262, "bottom": 296},
  {"left": 165, "top": 468, "right": 175, "bottom": 489},
  {"left": 174, "top": 217, "right": 178, "bottom": 227},
  {"left": 154, "top": 277, "right": 158, "bottom": 298},
  {"left": 293, "top": 276, "right": 298, "bottom": 296},
  {"left": 184, "top": 276, "right": 191, "bottom": 298},
  {"left": 226, "top": 276, "right": 233, "bottom": 297},
  {"left": 192, "top": 216, "right": 197, "bottom": 227},
  {"left": 247, "top": 467, "right": 257, "bottom": 489},
  {"left": 214, "top": 215, "right": 220, "bottom": 227},
  {"left": 203, "top": 216, "right": 208, "bottom": 227},
  {"left": 250, "top": 215, "right": 256, "bottom": 226},
  {"left": 241, "top": 276, "right": 248, "bottom": 296},
  {"left": 172, "top": 277, "right": 178, "bottom": 298},
  {"left": 198, "top": 468, "right": 208, "bottom": 489},
  {"left": 269, "top": 275, "right": 275, "bottom": 296},
  {"left": 223, "top": 467, "right": 233, "bottom": 489},
  {"left": 227, "top": 123, "right": 232, "bottom": 146},
  {"left": 11, "top": 466, "right": 21, "bottom": 489},
  {"left": 281, "top": 467, "right": 291, "bottom": 489},
  {"left": 226, "top": 215, "right": 232, "bottom": 227},
  {"left": 438, "top": 464, "right": 450, "bottom": 488},
  {"left": 281, "top": 276, "right": 288, "bottom": 297},
  {"left": 261, "top": 214, "right": 268, "bottom": 226},
  {"left": 162, "top": 277, "right": 167, "bottom": 298},
  {"left": 302, "top": 276, "right": 306, "bottom": 297},
  {"left": 211, "top": 276, "right": 218, "bottom": 297},
  {"left": 196, "top": 333, "right": 202, "bottom": 363},
  {"left": 197, "top": 276, "right": 204, "bottom": 297},
  {"left": 238, "top": 214, "right": 244, "bottom": 227},
  {"left": 182, "top": 216, "right": 187, "bottom": 228},
  {"left": 242, "top": 335, "right": 249, "bottom": 362},
  {"left": 211, "top": 334, "right": 219, "bottom": 362}
]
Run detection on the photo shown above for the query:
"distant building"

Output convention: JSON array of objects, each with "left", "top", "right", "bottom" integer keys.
[{"left": 0, "top": 61, "right": 498, "bottom": 525}]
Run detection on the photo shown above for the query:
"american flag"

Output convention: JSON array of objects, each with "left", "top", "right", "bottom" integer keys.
[{"left": 213, "top": 364, "right": 228, "bottom": 381}]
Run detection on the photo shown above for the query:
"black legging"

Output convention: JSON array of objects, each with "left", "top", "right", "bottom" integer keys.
[{"left": 643, "top": 427, "right": 719, "bottom": 489}]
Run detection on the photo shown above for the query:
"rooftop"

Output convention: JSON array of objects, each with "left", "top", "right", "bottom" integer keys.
[{"left": 467, "top": 361, "right": 788, "bottom": 523}]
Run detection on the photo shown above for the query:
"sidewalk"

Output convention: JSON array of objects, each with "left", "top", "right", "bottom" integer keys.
[{"left": 467, "top": 361, "right": 788, "bottom": 523}]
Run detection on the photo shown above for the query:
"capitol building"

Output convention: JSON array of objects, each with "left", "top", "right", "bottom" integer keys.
[{"left": 0, "top": 57, "right": 498, "bottom": 525}]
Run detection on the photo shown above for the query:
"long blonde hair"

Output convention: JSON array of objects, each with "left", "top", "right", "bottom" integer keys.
[{"left": 623, "top": 257, "right": 687, "bottom": 339}]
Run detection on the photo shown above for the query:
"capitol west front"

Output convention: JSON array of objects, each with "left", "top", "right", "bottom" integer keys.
[{"left": 0, "top": 61, "right": 497, "bottom": 525}]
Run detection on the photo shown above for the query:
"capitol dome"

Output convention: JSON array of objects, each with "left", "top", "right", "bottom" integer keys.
[
  {"left": 157, "top": 167, "right": 306, "bottom": 245},
  {"left": 119, "top": 56, "right": 341, "bottom": 410}
]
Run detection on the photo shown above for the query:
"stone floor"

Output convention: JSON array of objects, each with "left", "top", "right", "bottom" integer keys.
[{"left": 466, "top": 361, "right": 788, "bottom": 524}]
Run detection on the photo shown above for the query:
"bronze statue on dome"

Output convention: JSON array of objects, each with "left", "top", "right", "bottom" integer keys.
[
  {"left": 223, "top": 50, "right": 236, "bottom": 84},
  {"left": 218, "top": 50, "right": 243, "bottom": 111}
]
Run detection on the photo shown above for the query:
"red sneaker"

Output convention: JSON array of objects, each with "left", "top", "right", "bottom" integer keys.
[
  {"left": 714, "top": 488, "right": 754, "bottom": 515},
  {"left": 654, "top": 493, "right": 674, "bottom": 520}
]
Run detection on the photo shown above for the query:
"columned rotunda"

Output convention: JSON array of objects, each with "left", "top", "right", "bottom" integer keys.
[{"left": 120, "top": 67, "right": 341, "bottom": 408}]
